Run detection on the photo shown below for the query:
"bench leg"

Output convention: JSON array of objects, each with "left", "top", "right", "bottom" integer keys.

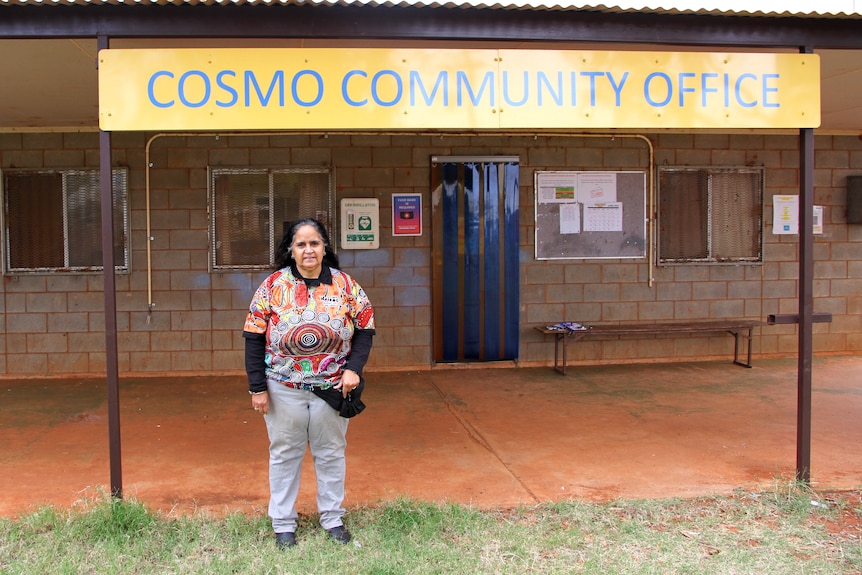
[
  {"left": 730, "top": 328, "right": 754, "bottom": 368},
  {"left": 554, "top": 333, "right": 567, "bottom": 375}
]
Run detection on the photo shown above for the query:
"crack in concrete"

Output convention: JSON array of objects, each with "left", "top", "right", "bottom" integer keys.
[{"left": 424, "top": 373, "right": 540, "bottom": 504}]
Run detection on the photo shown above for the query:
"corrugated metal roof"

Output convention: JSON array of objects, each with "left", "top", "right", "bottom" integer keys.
[{"left": 2, "top": 0, "right": 860, "bottom": 18}]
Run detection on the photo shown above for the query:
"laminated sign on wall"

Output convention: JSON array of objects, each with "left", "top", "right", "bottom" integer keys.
[
  {"left": 341, "top": 198, "right": 379, "bottom": 249},
  {"left": 392, "top": 193, "right": 422, "bottom": 236}
]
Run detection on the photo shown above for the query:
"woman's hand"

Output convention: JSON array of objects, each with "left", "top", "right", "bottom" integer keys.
[
  {"left": 251, "top": 391, "right": 270, "bottom": 415},
  {"left": 335, "top": 369, "right": 360, "bottom": 398}
]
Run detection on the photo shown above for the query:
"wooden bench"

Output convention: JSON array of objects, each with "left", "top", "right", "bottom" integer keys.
[{"left": 534, "top": 320, "right": 764, "bottom": 375}]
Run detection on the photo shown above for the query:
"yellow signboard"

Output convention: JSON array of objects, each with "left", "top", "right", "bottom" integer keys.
[{"left": 98, "top": 48, "right": 820, "bottom": 131}]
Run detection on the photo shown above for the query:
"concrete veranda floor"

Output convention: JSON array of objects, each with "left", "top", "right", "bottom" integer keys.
[{"left": 1, "top": 355, "right": 861, "bottom": 518}]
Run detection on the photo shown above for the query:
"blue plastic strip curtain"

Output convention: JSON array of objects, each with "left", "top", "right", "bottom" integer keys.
[
  {"left": 439, "top": 160, "right": 519, "bottom": 362},
  {"left": 442, "top": 163, "right": 460, "bottom": 361},
  {"left": 483, "top": 163, "right": 502, "bottom": 359},
  {"left": 503, "top": 162, "right": 520, "bottom": 358},
  {"left": 463, "top": 163, "right": 481, "bottom": 358}
]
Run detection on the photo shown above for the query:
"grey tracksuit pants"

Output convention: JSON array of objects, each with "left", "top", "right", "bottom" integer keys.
[{"left": 264, "top": 382, "right": 349, "bottom": 534}]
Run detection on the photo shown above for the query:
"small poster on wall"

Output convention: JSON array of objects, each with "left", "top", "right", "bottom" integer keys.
[
  {"left": 813, "top": 205, "right": 824, "bottom": 235},
  {"left": 773, "top": 195, "right": 799, "bottom": 234},
  {"left": 392, "top": 193, "right": 422, "bottom": 236},
  {"left": 341, "top": 198, "right": 379, "bottom": 249}
]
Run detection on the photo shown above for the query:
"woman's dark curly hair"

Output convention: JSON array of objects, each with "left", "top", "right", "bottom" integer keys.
[{"left": 274, "top": 218, "right": 340, "bottom": 272}]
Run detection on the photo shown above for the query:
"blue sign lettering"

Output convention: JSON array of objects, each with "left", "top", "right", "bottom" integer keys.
[
  {"left": 292, "top": 70, "right": 323, "bottom": 107},
  {"left": 642, "top": 71, "right": 781, "bottom": 109},
  {"left": 148, "top": 71, "right": 174, "bottom": 108},
  {"left": 456, "top": 71, "right": 495, "bottom": 107},
  {"left": 678, "top": 72, "right": 696, "bottom": 107},
  {"left": 538, "top": 71, "right": 562, "bottom": 106},
  {"left": 371, "top": 70, "right": 402, "bottom": 107},
  {"left": 410, "top": 71, "right": 449, "bottom": 106},
  {"left": 580, "top": 71, "right": 604, "bottom": 106},
  {"left": 644, "top": 72, "right": 673, "bottom": 106},
  {"left": 342, "top": 70, "right": 368, "bottom": 106},
  {"left": 245, "top": 71, "right": 284, "bottom": 107},
  {"left": 763, "top": 74, "right": 780, "bottom": 108},
  {"left": 215, "top": 71, "right": 238, "bottom": 108},
  {"left": 606, "top": 72, "right": 628, "bottom": 106},
  {"left": 502, "top": 71, "right": 528, "bottom": 107},
  {"left": 178, "top": 71, "right": 210, "bottom": 108},
  {"left": 143, "top": 65, "right": 783, "bottom": 114},
  {"left": 736, "top": 73, "right": 758, "bottom": 108}
]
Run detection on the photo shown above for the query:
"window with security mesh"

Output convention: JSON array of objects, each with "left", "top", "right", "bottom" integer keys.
[
  {"left": 210, "top": 167, "right": 333, "bottom": 271},
  {"left": 1, "top": 168, "right": 129, "bottom": 274},
  {"left": 658, "top": 166, "right": 763, "bottom": 264}
]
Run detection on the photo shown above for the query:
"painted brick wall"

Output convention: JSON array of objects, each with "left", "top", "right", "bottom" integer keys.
[{"left": 0, "top": 131, "right": 859, "bottom": 377}]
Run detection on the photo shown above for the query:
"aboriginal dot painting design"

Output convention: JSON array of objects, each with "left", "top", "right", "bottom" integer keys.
[{"left": 278, "top": 312, "right": 342, "bottom": 357}]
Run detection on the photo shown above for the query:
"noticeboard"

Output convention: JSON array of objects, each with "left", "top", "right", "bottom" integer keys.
[{"left": 534, "top": 171, "right": 646, "bottom": 260}]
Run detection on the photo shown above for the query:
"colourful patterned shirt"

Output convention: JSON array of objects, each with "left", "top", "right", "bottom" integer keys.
[{"left": 243, "top": 265, "right": 375, "bottom": 389}]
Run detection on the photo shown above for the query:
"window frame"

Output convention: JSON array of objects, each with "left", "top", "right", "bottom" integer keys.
[
  {"left": 0, "top": 167, "right": 130, "bottom": 275},
  {"left": 208, "top": 166, "right": 335, "bottom": 272},
  {"left": 657, "top": 165, "right": 764, "bottom": 265}
]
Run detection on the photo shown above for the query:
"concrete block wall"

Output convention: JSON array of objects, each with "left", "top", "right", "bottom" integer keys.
[{"left": 0, "top": 131, "right": 859, "bottom": 377}]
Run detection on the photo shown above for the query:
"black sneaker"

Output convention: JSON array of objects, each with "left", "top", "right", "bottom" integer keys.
[
  {"left": 275, "top": 531, "right": 297, "bottom": 550},
  {"left": 326, "top": 525, "right": 351, "bottom": 544}
]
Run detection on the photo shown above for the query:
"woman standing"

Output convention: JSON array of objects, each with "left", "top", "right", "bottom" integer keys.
[{"left": 243, "top": 218, "right": 375, "bottom": 550}]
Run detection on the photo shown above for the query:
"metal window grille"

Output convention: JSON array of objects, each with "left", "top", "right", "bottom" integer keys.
[
  {"left": 210, "top": 166, "right": 333, "bottom": 271},
  {"left": 1, "top": 168, "right": 129, "bottom": 274},
  {"left": 658, "top": 166, "right": 763, "bottom": 264}
]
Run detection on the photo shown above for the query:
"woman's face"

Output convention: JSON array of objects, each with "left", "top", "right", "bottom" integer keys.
[{"left": 290, "top": 224, "right": 325, "bottom": 278}]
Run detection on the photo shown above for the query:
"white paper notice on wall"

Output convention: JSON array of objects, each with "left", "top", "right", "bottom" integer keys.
[
  {"left": 773, "top": 195, "right": 799, "bottom": 234},
  {"left": 560, "top": 202, "right": 581, "bottom": 234},
  {"left": 773, "top": 195, "right": 823, "bottom": 235}
]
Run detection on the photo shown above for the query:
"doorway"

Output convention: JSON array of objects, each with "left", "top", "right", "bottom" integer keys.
[{"left": 431, "top": 156, "right": 520, "bottom": 363}]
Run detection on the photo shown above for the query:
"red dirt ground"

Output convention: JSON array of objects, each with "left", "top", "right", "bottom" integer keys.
[{"left": 1, "top": 356, "right": 861, "bottom": 521}]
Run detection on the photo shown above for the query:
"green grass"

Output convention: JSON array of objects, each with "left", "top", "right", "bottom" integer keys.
[{"left": 1, "top": 483, "right": 860, "bottom": 574}]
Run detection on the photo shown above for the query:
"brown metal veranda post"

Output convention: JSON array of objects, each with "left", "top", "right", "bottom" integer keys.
[
  {"left": 98, "top": 35, "right": 123, "bottom": 499},
  {"left": 796, "top": 52, "right": 815, "bottom": 483}
]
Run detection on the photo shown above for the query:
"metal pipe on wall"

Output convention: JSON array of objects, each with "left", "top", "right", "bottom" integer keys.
[{"left": 143, "top": 131, "right": 655, "bottom": 315}]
